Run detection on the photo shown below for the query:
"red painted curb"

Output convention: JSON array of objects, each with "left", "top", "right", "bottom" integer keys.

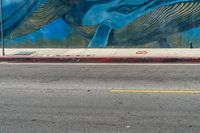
[{"left": 0, "top": 56, "right": 200, "bottom": 63}]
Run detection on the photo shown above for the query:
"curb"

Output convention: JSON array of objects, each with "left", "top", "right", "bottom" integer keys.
[{"left": 0, "top": 56, "right": 200, "bottom": 63}]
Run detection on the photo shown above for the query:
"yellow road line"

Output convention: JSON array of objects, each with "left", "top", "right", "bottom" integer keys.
[{"left": 111, "top": 90, "right": 200, "bottom": 94}]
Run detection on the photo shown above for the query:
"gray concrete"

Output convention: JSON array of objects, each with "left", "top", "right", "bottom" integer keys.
[{"left": 0, "top": 63, "right": 200, "bottom": 133}]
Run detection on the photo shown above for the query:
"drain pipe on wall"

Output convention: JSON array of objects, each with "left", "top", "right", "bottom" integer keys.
[{"left": 0, "top": 0, "right": 5, "bottom": 56}]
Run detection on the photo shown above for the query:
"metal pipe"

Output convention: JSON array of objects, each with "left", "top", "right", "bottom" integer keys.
[
  {"left": 189, "top": 41, "right": 193, "bottom": 48},
  {"left": 0, "top": 0, "right": 4, "bottom": 56}
]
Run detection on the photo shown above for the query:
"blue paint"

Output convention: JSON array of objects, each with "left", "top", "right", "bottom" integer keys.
[
  {"left": 6, "top": 18, "right": 72, "bottom": 45},
  {"left": 88, "top": 24, "right": 112, "bottom": 48},
  {"left": 39, "top": 18, "right": 72, "bottom": 41},
  {"left": 3, "top": 0, "right": 47, "bottom": 36},
  {"left": 69, "top": 0, "right": 200, "bottom": 47},
  {"left": 3, "top": 0, "right": 200, "bottom": 48}
]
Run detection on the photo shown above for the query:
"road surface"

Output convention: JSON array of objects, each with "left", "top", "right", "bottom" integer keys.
[{"left": 0, "top": 63, "right": 200, "bottom": 133}]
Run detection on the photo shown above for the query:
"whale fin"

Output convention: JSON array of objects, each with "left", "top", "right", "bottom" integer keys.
[
  {"left": 88, "top": 24, "right": 112, "bottom": 48},
  {"left": 158, "top": 38, "right": 171, "bottom": 48},
  {"left": 9, "top": 0, "right": 70, "bottom": 38}
]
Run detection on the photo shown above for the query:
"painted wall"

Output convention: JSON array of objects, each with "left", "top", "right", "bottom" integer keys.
[{"left": 3, "top": 0, "right": 200, "bottom": 48}]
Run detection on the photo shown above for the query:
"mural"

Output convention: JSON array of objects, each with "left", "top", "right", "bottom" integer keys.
[{"left": 3, "top": 0, "right": 200, "bottom": 48}]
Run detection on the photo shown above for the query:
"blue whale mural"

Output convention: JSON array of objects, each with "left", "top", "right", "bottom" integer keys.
[
  {"left": 3, "top": 0, "right": 200, "bottom": 48},
  {"left": 3, "top": 0, "right": 77, "bottom": 37}
]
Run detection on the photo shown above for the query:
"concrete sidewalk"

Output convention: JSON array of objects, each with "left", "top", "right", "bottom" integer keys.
[{"left": 0, "top": 48, "right": 200, "bottom": 63}]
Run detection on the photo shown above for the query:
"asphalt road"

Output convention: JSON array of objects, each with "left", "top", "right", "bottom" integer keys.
[{"left": 0, "top": 63, "right": 200, "bottom": 133}]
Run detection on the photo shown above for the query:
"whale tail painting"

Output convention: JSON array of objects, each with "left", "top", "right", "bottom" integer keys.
[{"left": 3, "top": 0, "right": 200, "bottom": 48}]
